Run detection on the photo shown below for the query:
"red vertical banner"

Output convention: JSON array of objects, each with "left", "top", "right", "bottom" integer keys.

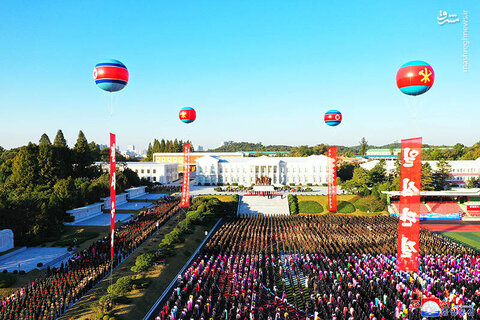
[
  {"left": 109, "top": 133, "right": 116, "bottom": 261},
  {"left": 180, "top": 143, "right": 191, "bottom": 207},
  {"left": 397, "top": 137, "right": 422, "bottom": 271},
  {"left": 328, "top": 147, "right": 337, "bottom": 212}
]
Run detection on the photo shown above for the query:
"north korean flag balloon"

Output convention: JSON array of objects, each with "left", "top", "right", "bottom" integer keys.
[
  {"left": 396, "top": 61, "right": 434, "bottom": 96},
  {"left": 93, "top": 59, "right": 129, "bottom": 92},
  {"left": 179, "top": 107, "right": 196, "bottom": 124},
  {"left": 324, "top": 110, "right": 342, "bottom": 126}
]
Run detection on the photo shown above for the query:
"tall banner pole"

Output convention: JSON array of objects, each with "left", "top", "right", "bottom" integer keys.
[
  {"left": 109, "top": 133, "right": 116, "bottom": 261},
  {"left": 180, "top": 143, "right": 191, "bottom": 207},
  {"left": 397, "top": 137, "right": 422, "bottom": 271},
  {"left": 328, "top": 146, "right": 337, "bottom": 212}
]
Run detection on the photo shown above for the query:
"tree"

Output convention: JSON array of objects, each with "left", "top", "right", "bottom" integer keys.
[
  {"left": 73, "top": 130, "right": 92, "bottom": 177},
  {"left": 432, "top": 159, "right": 452, "bottom": 190},
  {"left": 10, "top": 143, "right": 39, "bottom": 186},
  {"left": 167, "top": 140, "right": 173, "bottom": 153},
  {"left": 337, "top": 163, "right": 355, "bottom": 182},
  {"left": 159, "top": 139, "right": 166, "bottom": 152},
  {"left": 421, "top": 162, "right": 434, "bottom": 191},
  {"left": 173, "top": 139, "right": 180, "bottom": 153},
  {"left": 146, "top": 143, "right": 153, "bottom": 160},
  {"left": 368, "top": 160, "right": 387, "bottom": 185},
  {"left": 359, "top": 137, "right": 368, "bottom": 157},
  {"left": 152, "top": 139, "right": 161, "bottom": 153},
  {"left": 342, "top": 167, "right": 370, "bottom": 194},
  {"left": 466, "top": 177, "right": 480, "bottom": 188},
  {"left": 39, "top": 133, "right": 51, "bottom": 146},
  {"left": 53, "top": 129, "right": 67, "bottom": 147}
]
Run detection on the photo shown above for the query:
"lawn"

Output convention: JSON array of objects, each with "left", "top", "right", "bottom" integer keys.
[
  {"left": 296, "top": 195, "right": 388, "bottom": 215},
  {"left": 439, "top": 231, "right": 480, "bottom": 252}
]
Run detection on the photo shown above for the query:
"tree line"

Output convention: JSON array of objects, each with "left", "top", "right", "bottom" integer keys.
[
  {"left": 0, "top": 130, "right": 143, "bottom": 245},
  {"left": 145, "top": 139, "right": 193, "bottom": 160}
]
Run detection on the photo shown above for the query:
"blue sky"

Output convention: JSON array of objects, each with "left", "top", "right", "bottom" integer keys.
[{"left": 0, "top": 1, "right": 477, "bottom": 151}]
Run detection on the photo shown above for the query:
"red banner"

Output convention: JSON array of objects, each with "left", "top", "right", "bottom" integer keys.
[
  {"left": 110, "top": 133, "right": 116, "bottom": 261},
  {"left": 397, "top": 137, "right": 422, "bottom": 271},
  {"left": 180, "top": 143, "right": 191, "bottom": 207},
  {"left": 467, "top": 205, "right": 480, "bottom": 212},
  {"left": 328, "top": 147, "right": 337, "bottom": 212}
]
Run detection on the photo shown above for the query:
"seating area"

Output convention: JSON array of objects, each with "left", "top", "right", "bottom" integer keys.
[
  {"left": 237, "top": 195, "right": 290, "bottom": 216},
  {"left": 391, "top": 201, "right": 463, "bottom": 221},
  {"left": 392, "top": 202, "right": 431, "bottom": 215},
  {"left": 427, "top": 202, "right": 464, "bottom": 215}
]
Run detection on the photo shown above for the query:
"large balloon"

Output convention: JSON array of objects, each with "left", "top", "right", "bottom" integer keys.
[
  {"left": 93, "top": 59, "right": 129, "bottom": 92},
  {"left": 324, "top": 110, "right": 342, "bottom": 126},
  {"left": 179, "top": 107, "right": 196, "bottom": 124},
  {"left": 396, "top": 61, "right": 434, "bottom": 96}
]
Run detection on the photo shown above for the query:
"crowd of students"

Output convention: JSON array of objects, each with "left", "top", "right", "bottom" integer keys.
[
  {"left": 156, "top": 215, "right": 480, "bottom": 320},
  {"left": 0, "top": 198, "right": 180, "bottom": 320}
]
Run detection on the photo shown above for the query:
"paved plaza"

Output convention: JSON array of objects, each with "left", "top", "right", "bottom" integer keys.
[{"left": 0, "top": 247, "right": 71, "bottom": 272}]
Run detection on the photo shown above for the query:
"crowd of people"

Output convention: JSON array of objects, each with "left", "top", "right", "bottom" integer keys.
[
  {"left": 157, "top": 215, "right": 480, "bottom": 319},
  {"left": 0, "top": 197, "right": 180, "bottom": 320}
]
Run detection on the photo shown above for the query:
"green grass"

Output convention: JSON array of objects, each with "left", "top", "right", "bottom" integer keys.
[
  {"left": 0, "top": 273, "right": 16, "bottom": 288},
  {"left": 53, "top": 231, "right": 100, "bottom": 247},
  {"left": 353, "top": 198, "right": 368, "bottom": 212},
  {"left": 439, "top": 232, "right": 480, "bottom": 252},
  {"left": 337, "top": 201, "right": 356, "bottom": 213},
  {"left": 298, "top": 201, "right": 324, "bottom": 214}
]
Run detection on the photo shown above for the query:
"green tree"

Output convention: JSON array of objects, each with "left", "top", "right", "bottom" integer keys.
[
  {"left": 38, "top": 143, "right": 55, "bottom": 184},
  {"left": 167, "top": 140, "right": 173, "bottom": 153},
  {"left": 39, "top": 133, "right": 51, "bottom": 146},
  {"left": 337, "top": 163, "right": 356, "bottom": 182},
  {"left": 146, "top": 143, "right": 153, "bottom": 160},
  {"left": 53, "top": 129, "right": 67, "bottom": 147},
  {"left": 152, "top": 139, "right": 161, "bottom": 153},
  {"left": 359, "top": 137, "right": 368, "bottom": 157},
  {"left": 73, "top": 131, "right": 92, "bottom": 177},
  {"left": 421, "top": 162, "right": 434, "bottom": 191},
  {"left": 432, "top": 159, "right": 452, "bottom": 190},
  {"left": 173, "top": 139, "right": 180, "bottom": 153},
  {"left": 159, "top": 139, "right": 166, "bottom": 152},
  {"left": 368, "top": 160, "right": 387, "bottom": 185},
  {"left": 342, "top": 167, "right": 370, "bottom": 194},
  {"left": 10, "top": 143, "right": 39, "bottom": 186}
]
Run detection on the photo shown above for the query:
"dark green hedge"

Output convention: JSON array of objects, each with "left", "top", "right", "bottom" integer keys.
[
  {"left": 336, "top": 201, "right": 356, "bottom": 213},
  {"left": 298, "top": 201, "right": 324, "bottom": 214}
]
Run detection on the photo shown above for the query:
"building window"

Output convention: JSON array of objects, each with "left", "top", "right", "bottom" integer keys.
[
  {"left": 153, "top": 169, "right": 156, "bottom": 173},
  {"left": 135, "top": 169, "right": 138, "bottom": 173},
  {"left": 147, "top": 169, "right": 150, "bottom": 173},
  {"left": 141, "top": 169, "right": 144, "bottom": 173},
  {"left": 153, "top": 177, "right": 156, "bottom": 181}
]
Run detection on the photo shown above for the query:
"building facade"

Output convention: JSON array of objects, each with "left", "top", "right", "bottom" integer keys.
[
  {"left": 96, "top": 162, "right": 179, "bottom": 184},
  {"left": 195, "top": 155, "right": 330, "bottom": 186}
]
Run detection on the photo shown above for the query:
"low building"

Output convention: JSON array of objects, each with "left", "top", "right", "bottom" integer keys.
[
  {"left": 96, "top": 162, "right": 179, "bottom": 184},
  {"left": 195, "top": 155, "right": 330, "bottom": 186}
]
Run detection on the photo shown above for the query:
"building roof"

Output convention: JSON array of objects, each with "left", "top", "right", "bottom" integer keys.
[{"left": 196, "top": 154, "right": 328, "bottom": 165}]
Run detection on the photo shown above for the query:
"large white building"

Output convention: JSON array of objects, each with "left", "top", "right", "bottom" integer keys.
[
  {"left": 96, "top": 162, "right": 179, "bottom": 184},
  {"left": 195, "top": 155, "right": 330, "bottom": 186},
  {"left": 361, "top": 158, "right": 480, "bottom": 185}
]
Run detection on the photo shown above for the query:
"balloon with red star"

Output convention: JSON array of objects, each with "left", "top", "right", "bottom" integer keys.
[{"left": 179, "top": 107, "right": 196, "bottom": 124}]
